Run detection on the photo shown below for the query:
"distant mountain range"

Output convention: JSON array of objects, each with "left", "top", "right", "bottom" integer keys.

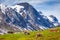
[{"left": 0, "top": 3, "right": 60, "bottom": 34}]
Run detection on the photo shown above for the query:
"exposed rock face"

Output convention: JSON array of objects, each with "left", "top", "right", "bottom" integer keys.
[{"left": 0, "top": 3, "right": 60, "bottom": 34}]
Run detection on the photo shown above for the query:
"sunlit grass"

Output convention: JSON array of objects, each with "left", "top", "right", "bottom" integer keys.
[{"left": 0, "top": 27, "right": 60, "bottom": 40}]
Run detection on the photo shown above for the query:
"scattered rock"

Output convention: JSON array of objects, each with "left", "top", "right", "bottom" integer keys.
[
  {"left": 7, "top": 31, "right": 14, "bottom": 34},
  {"left": 36, "top": 33, "right": 43, "bottom": 37},
  {"left": 50, "top": 29, "right": 59, "bottom": 32},
  {"left": 24, "top": 31, "right": 30, "bottom": 35}
]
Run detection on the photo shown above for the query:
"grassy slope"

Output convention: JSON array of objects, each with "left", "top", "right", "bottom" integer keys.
[{"left": 0, "top": 27, "right": 60, "bottom": 40}]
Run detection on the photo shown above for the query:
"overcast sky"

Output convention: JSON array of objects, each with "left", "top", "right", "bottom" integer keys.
[{"left": 0, "top": 0, "right": 60, "bottom": 22}]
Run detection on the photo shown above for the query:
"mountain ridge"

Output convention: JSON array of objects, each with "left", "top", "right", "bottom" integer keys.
[{"left": 0, "top": 3, "right": 60, "bottom": 34}]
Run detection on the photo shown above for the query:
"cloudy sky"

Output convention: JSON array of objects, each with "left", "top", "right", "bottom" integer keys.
[{"left": 0, "top": 0, "right": 60, "bottom": 22}]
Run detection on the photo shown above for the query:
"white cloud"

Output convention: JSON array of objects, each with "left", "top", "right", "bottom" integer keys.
[
  {"left": 1, "top": 0, "right": 59, "bottom": 5},
  {"left": 1, "top": 0, "right": 60, "bottom": 22},
  {"left": 41, "top": 4, "right": 60, "bottom": 22},
  {"left": 16, "top": 0, "right": 55, "bottom": 5}
]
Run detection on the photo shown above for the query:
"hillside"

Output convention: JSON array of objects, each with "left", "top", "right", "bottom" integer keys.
[
  {"left": 0, "top": 27, "right": 60, "bottom": 40},
  {"left": 0, "top": 3, "right": 60, "bottom": 32}
]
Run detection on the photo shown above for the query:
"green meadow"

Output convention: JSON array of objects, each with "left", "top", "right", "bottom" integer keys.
[{"left": 0, "top": 27, "right": 60, "bottom": 40}]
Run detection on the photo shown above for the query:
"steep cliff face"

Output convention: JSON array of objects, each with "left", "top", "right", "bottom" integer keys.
[
  {"left": 17, "top": 3, "right": 54, "bottom": 28},
  {"left": 0, "top": 3, "right": 60, "bottom": 33},
  {"left": 47, "top": 15, "right": 60, "bottom": 26},
  {"left": 0, "top": 7, "right": 22, "bottom": 33}
]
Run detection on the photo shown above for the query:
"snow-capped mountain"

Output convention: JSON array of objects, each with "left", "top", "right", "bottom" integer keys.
[
  {"left": 0, "top": 3, "right": 60, "bottom": 33},
  {"left": 47, "top": 15, "right": 60, "bottom": 26}
]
